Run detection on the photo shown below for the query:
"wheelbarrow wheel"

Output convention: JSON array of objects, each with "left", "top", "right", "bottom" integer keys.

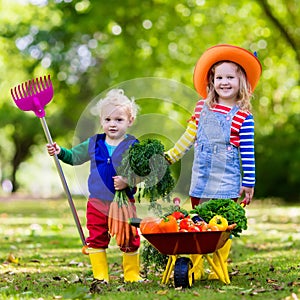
[{"left": 174, "top": 257, "right": 194, "bottom": 288}]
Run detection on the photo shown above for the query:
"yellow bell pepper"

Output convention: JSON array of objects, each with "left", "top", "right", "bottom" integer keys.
[{"left": 209, "top": 215, "right": 228, "bottom": 231}]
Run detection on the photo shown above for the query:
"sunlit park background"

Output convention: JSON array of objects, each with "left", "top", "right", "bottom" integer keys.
[
  {"left": 0, "top": 0, "right": 300, "bottom": 299},
  {"left": 0, "top": 0, "right": 299, "bottom": 202}
]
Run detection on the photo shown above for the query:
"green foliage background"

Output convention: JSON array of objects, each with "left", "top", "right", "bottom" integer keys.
[{"left": 0, "top": 0, "right": 299, "bottom": 201}]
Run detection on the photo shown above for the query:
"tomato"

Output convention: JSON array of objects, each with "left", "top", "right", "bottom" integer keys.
[
  {"left": 172, "top": 211, "right": 185, "bottom": 220},
  {"left": 194, "top": 223, "right": 204, "bottom": 232},
  {"left": 179, "top": 228, "right": 188, "bottom": 233},
  {"left": 179, "top": 217, "right": 193, "bottom": 230},
  {"left": 159, "top": 215, "right": 179, "bottom": 233},
  {"left": 140, "top": 217, "right": 161, "bottom": 234},
  {"left": 209, "top": 215, "right": 228, "bottom": 231},
  {"left": 187, "top": 225, "right": 201, "bottom": 232}
]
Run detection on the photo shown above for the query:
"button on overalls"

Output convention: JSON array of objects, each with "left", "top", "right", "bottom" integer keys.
[{"left": 190, "top": 104, "right": 241, "bottom": 199}]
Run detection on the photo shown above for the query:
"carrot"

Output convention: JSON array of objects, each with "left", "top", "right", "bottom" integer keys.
[
  {"left": 226, "top": 223, "right": 237, "bottom": 231},
  {"left": 118, "top": 203, "right": 124, "bottom": 226},
  {"left": 116, "top": 225, "right": 121, "bottom": 246},
  {"left": 126, "top": 203, "right": 137, "bottom": 236},
  {"left": 111, "top": 191, "right": 122, "bottom": 239},
  {"left": 115, "top": 204, "right": 124, "bottom": 245},
  {"left": 108, "top": 203, "right": 115, "bottom": 234},
  {"left": 113, "top": 190, "right": 137, "bottom": 246},
  {"left": 117, "top": 221, "right": 125, "bottom": 247},
  {"left": 111, "top": 203, "right": 119, "bottom": 237},
  {"left": 122, "top": 204, "right": 131, "bottom": 246},
  {"left": 113, "top": 202, "right": 119, "bottom": 235},
  {"left": 130, "top": 225, "right": 137, "bottom": 237}
]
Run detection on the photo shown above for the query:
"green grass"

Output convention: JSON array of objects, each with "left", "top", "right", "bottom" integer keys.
[{"left": 0, "top": 197, "right": 299, "bottom": 300}]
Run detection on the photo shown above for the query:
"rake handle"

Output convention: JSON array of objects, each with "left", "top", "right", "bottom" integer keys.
[{"left": 40, "top": 117, "right": 86, "bottom": 246}]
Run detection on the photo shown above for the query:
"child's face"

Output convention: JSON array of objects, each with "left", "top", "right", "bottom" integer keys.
[
  {"left": 213, "top": 62, "right": 240, "bottom": 106},
  {"left": 100, "top": 104, "right": 134, "bottom": 144}
]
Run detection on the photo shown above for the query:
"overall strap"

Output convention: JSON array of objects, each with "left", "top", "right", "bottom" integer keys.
[
  {"left": 227, "top": 105, "right": 240, "bottom": 118},
  {"left": 231, "top": 108, "right": 250, "bottom": 133}
]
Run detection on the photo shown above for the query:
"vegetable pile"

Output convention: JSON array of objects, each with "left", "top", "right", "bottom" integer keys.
[
  {"left": 138, "top": 199, "right": 247, "bottom": 237},
  {"left": 139, "top": 211, "right": 236, "bottom": 234},
  {"left": 190, "top": 199, "right": 248, "bottom": 237},
  {"left": 118, "top": 139, "right": 175, "bottom": 204},
  {"left": 108, "top": 191, "right": 137, "bottom": 247}
]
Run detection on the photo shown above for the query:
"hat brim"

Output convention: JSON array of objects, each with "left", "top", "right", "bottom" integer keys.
[{"left": 193, "top": 44, "right": 262, "bottom": 98}]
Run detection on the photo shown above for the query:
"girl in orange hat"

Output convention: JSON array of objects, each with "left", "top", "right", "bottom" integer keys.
[
  {"left": 166, "top": 44, "right": 262, "bottom": 207},
  {"left": 165, "top": 44, "right": 262, "bottom": 280}
]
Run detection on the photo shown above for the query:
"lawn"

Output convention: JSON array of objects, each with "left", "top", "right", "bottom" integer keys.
[{"left": 0, "top": 196, "right": 299, "bottom": 300}]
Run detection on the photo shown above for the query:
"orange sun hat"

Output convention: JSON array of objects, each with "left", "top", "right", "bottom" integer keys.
[{"left": 193, "top": 44, "right": 262, "bottom": 98}]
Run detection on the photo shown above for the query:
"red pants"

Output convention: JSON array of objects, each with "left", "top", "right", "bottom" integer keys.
[
  {"left": 85, "top": 198, "right": 140, "bottom": 252},
  {"left": 191, "top": 197, "right": 203, "bottom": 208}
]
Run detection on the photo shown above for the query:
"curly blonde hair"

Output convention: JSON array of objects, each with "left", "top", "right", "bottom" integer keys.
[
  {"left": 93, "top": 89, "right": 139, "bottom": 119},
  {"left": 206, "top": 61, "right": 253, "bottom": 111}
]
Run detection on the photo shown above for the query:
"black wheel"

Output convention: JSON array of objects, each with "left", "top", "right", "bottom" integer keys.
[{"left": 174, "top": 257, "right": 194, "bottom": 288}]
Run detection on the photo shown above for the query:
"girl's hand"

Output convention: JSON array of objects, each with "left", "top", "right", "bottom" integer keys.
[
  {"left": 46, "top": 142, "right": 61, "bottom": 156},
  {"left": 239, "top": 186, "right": 254, "bottom": 206},
  {"left": 113, "top": 176, "right": 128, "bottom": 190}
]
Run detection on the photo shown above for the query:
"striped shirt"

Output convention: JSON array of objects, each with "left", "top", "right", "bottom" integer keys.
[{"left": 166, "top": 100, "right": 255, "bottom": 187}]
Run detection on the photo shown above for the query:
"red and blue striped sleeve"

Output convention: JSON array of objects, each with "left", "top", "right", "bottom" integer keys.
[{"left": 239, "top": 115, "right": 255, "bottom": 187}]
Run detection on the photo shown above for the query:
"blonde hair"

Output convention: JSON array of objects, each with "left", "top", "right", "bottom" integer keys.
[
  {"left": 206, "top": 61, "right": 253, "bottom": 111},
  {"left": 92, "top": 89, "right": 139, "bottom": 119}
]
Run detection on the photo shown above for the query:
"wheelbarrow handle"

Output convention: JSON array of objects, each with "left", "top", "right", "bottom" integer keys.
[{"left": 40, "top": 117, "right": 86, "bottom": 246}]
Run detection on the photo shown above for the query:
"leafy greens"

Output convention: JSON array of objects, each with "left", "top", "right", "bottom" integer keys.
[
  {"left": 118, "top": 139, "right": 175, "bottom": 207},
  {"left": 190, "top": 199, "right": 248, "bottom": 237}
]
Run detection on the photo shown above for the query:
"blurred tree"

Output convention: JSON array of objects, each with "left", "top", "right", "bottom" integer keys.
[
  {"left": 256, "top": 114, "right": 300, "bottom": 200},
  {"left": 0, "top": 0, "right": 299, "bottom": 200},
  {"left": 0, "top": 103, "right": 43, "bottom": 191}
]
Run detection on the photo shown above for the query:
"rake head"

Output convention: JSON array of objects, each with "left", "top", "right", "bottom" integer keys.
[{"left": 10, "top": 75, "right": 54, "bottom": 118}]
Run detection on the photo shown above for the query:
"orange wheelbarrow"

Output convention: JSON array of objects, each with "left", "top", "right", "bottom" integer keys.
[{"left": 142, "top": 231, "right": 231, "bottom": 288}]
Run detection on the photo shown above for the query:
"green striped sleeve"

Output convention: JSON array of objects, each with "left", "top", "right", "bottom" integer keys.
[{"left": 58, "top": 138, "right": 90, "bottom": 165}]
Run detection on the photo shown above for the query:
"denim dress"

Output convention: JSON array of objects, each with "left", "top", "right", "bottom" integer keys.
[{"left": 189, "top": 103, "right": 241, "bottom": 199}]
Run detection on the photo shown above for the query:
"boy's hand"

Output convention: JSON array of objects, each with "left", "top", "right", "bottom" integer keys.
[
  {"left": 113, "top": 176, "right": 128, "bottom": 190},
  {"left": 47, "top": 143, "right": 61, "bottom": 156}
]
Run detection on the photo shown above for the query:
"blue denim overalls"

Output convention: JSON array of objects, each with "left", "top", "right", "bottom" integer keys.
[{"left": 189, "top": 103, "right": 241, "bottom": 199}]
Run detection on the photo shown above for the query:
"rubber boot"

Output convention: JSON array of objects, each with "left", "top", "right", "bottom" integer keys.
[
  {"left": 208, "top": 239, "right": 232, "bottom": 280},
  {"left": 122, "top": 251, "right": 143, "bottom": 282},
  {"left": 190, "top": 254, "right": 205, "bottom": 280},
  {"left": 89, "top": 248, "right": 109, "bottom": 282}
]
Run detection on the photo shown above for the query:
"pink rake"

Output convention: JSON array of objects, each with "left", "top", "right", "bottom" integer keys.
[{"left": 11, "top": 75, "right": 86, "bottom": 246}]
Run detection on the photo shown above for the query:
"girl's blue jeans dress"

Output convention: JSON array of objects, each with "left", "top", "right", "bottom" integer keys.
[{"left": 190, "top": 104, "right": 241, "bottom": 200}]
